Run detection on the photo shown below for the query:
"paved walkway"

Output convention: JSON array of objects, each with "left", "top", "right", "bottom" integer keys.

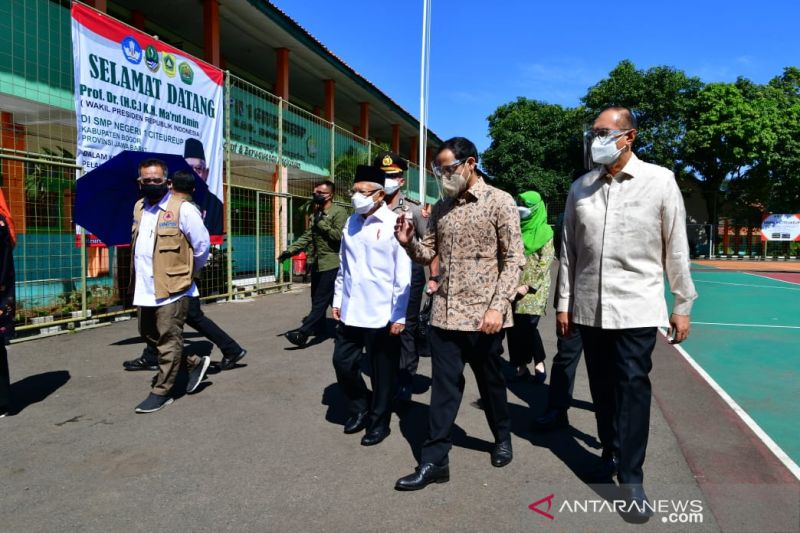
[{"left": 1, "top": 286, "right": 797, "bottom": 532}]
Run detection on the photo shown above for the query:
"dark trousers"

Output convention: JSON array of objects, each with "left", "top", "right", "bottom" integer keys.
[
  {"left": 399, "top": 263, "right": 426, "bottom": 379},
  {"left": 299, "top": 267, "right": 338, "bottom": 336},
  {"left": 546, "top": 329, "right": 584, "bottom": 412},
  {"left": 0, "top": 343, "right": 9, "bottom": 410},
  {"left": 579, "top": 325, "right": 657, "bottom": 485},
  {"left": 421, "top": 327, "right": 511, "bottom": 466},
  {"left": 332, "top": 323, "right": 400, "bottom": 432},
  {"left": 506, "top": 313, "right": 547, "bottom": 367},
  {"left": 142, "top": 296, "right": 242, "bottom": 360}
]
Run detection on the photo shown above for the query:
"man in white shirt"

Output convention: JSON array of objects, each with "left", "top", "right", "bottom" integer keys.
[
  {"left": 558, "top": 107, "right": 697, "bottom": 522},
  {"left": 332, "top": 165, "right": 411, "bottom": 446},
  {"left": 131, "top": 159, "right": 211, "bottom": 413}
]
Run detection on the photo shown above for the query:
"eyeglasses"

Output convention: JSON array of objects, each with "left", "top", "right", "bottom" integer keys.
[
  {"left": 350, "top": 188, "right": 380, "bottom": 197},
  {"left": 585, "top": 128, "right": 631, "bottom": 140},
  {"left": 189, "top": 164, "right": 207, "bottom": 173},
  {"left": 431, "top": 159, "right": 464, "bottom": 178},
  {"left": 138, "top": 177, "right": 167, "bottom": 185}
]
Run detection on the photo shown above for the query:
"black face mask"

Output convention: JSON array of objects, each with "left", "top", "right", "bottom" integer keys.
[
  {"left": 312, "top": 193, "right": 328, "bottom": 205},
  {"left": 141, "top": 183, "right": 169, "bottom": 202}
]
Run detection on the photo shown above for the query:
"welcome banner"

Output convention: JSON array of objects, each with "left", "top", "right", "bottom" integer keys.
[{"left": 71, "top": 2, "right": 224, "bottom": 242}]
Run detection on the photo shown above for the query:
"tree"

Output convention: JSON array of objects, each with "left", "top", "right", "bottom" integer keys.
[
  {"left": 481, "top": 98, "right": 584, "bottom": 216},
  {"left": 681, "top": 81, "right": 780, "bottom": 224}
]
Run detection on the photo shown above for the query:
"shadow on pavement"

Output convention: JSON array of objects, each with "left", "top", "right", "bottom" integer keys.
[{"left": 9, "top": 370, "right": 71, "bottom": 415}]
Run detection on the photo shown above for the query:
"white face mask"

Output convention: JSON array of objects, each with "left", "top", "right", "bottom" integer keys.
[
  {"left": 351, "top": 192, "right": 377, "bottom": 214},
  {"left": 517, "top": 206, "right": 532, "bottom": 219},
  {"left": 590, "top": 135, "right": 625, "bottom": 165},
  {"left": 383, "top": 178, "right": 401, "bottom": 195},
  {"left": 441, "top": 171, "right": 469, "bottom": 198}
]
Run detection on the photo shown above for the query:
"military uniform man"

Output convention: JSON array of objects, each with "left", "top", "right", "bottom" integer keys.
[
  {"left": 279, "top": 180, "right": 349, "bottom": 347},
  {"left": 373, "top": 151, "right": 428, "bottom": 402}
]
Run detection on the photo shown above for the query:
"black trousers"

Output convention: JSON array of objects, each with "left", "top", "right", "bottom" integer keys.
[
  {"left": 0, "top": 343, "right": 9, "bottom": 410},
  {"left": 546, "top": 328, "right": 584, "bottom": 412},
  {"left": 421, "top": 327, "right": 511, "bottom": 466},
  {"left": 299, "top": 267, "right": 338, "bottom": 336},
  {"left": 143, "top": 296, "right": 242, "bottom": 360},
  {"left": 579, "top": 325, "right": 657, "bottom": 485},
  {"left": 332, "top": 323, "right": 400, "bottom": 432},
  {"left": 399, "top": 263, "right": 426, "bottom": 378},
  {"left": 506, "top": 313, "right": 547, "bottom": 367}
]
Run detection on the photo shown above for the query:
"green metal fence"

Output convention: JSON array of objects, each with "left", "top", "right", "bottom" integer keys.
[{"left": 0, "top": 0, "right": 441, "bottom": 337}]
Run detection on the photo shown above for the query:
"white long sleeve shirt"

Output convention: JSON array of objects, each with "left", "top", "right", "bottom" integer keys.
[
  {"left": 333, "top": 204, "right": 412, "bottom": 328},
  {"left": 133, "top": 193, "right": 210, "bottom": 307},
  {"left": 557, "top": 154, "right": 697, "bottom": 329}
]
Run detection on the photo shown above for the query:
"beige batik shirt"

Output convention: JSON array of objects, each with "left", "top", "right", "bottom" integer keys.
[
  {"left": 403, "top": 178, "right": 525, "bottom": 331},
  {"left": 557, "top": 153, "right": 697, "bottom": 328}
]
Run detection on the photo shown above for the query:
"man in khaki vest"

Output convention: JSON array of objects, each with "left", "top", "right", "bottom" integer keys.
[{"left": 131, "top": 158, "right": 211, "bottom": 413}]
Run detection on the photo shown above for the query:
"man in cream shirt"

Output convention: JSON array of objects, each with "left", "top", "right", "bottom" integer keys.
[
  {"left": 332, "top": 165, "right": 411, "bottom": 447},
  {"left": 558, "top": 107, "right": 697, "bottom": 523}
]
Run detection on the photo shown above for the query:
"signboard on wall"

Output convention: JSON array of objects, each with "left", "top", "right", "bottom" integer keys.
[
  {"left": 761, "top": 214, "right": 800, "bottom": 241},
  {"left": 229, "top": 85, "right": 331, "bottom": 176},
  {"left": 71, "top": 3, "right": 224, "bottom": 242}
]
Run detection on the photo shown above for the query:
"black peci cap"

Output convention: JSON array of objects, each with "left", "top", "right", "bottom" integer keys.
[
  {"left": 354, "top": 164, "right": 386, "bottom": 187},
  {"left": 184, "top": 138, "right": 206, "bottom": 160}
]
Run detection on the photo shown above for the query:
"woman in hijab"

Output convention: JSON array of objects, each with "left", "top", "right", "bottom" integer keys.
[
  {"left": 0, "top": 188, "right": 15, "bottom": 417},
  {"left": 506, "top": 191, "right": 554, "bottom": 383}
]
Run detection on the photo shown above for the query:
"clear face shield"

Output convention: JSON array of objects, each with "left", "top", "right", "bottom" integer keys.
[{"left": 582, "top": 129, "right": 595, "bottom": 170}]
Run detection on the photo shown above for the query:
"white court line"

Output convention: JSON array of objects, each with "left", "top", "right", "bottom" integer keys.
[
  {"left": 660, "top": 330, "right": 800, "bottom": 481},
  {"left": 692, "top": 321, "right": 800, "bottom": 330},
  {"left": 744, "top": 271, "right": 800, "bottom": 286},
  {"left": 693, "top": 279, "right": 800, "bottom": 291}
]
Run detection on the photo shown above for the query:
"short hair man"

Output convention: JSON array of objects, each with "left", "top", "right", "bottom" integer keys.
[
  {"left": 278, "top": 179, "right": 348, "bottom": 347},
  {"left": 394, "top": 137, "right": 525, "bottom": 490},
  {"left": 557, "top": 107, "right": 697, "bottom": 522},
  {"left": 124, "top": 170, "right": 246, "bottom": 373},
  {"left": 331, "top": 165, "right": 411, "bottom": 446},
  {"left": 131, "top": 158, "right": 211, "bottom": 413}
]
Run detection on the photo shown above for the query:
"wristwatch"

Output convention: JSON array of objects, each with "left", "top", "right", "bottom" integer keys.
[{"left": 429, "top": 274, "right": 442, "bottom": 283}]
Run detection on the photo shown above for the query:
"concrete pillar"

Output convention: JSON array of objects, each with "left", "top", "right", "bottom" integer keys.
[
  {"left": 359, "top": 102, "right": 369, "bottom": 140},
  {"left": 130, "top": 10, "right": 145, "bottom": 30},
  {"left": 275, "top": 48, "right": 290, "bottom": 100},
  {"left": 1, "top": 112, "right": 26, "bottom": 232},
  {"left": 323, "top": 80, "right": 335, "bottom": 124},
  {"left": 391, "top": 125, "right": 400, "bottom": 154},
  {"left": 203, "top": 0, "right": 221, "bottom": 67}
]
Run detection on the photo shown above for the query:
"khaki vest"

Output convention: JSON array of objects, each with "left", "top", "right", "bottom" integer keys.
[{"left": 131, "top": 195, "right": 195, "bottom": 300}]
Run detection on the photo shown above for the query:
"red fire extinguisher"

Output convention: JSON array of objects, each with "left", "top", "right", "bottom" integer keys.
[{"left": 292, "top": 251, "right": 307, "bottom": 275}]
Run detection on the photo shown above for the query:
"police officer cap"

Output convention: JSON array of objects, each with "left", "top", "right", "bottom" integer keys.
[
  {"left": 354, "top": 165, "right": 385, "bottom": 187},
  {"left": 373, "top": 150, "right": 408, "bottom": 175}
]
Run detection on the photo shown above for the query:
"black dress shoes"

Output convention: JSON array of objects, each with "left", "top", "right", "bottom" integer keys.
[
  {"left": 395, "top": 463, "right": 450, "bottom": 491},
  {"left": 123, "top": 356, "right": 158, "bottom": 371},
  {"left": 285, "top": 330, "right": 309, "bottom": 347},
  {"left": 589, "top": 451, "right": 619, "bottom": 483},
  {"left": 360, "top": 427, "right": 390, "bottom": 446},
  {"left": 491, "top": 439, "right": 513, "bottom": 467},
  {"left": 220, "top": 349, "right": 247, "bottom": 370},
  {"left": 532, "top": 408, "right": 569, "bottom": 431},
  {"left": 343, "top": 411, "right": 368, "bottom": 434},
  {"left": 619, "top": 484, "right": 654, "bottom": 524}
]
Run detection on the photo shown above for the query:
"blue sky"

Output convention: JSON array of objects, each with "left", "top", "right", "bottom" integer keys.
[{"left": 272, "top": 1, "right": 799, "bottom": 153}]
